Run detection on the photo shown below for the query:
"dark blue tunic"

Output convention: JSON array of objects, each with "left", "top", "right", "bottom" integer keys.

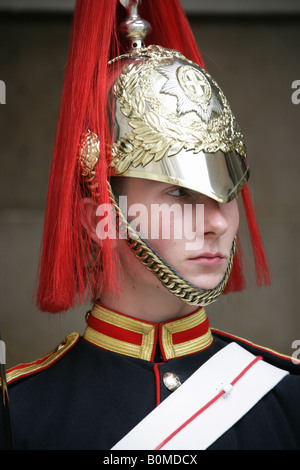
[{"left": 1, "top": 330, "right": 300, "bottom": 450}]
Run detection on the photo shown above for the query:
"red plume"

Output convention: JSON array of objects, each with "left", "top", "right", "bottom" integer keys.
[
  {"left": 140, "top": 0, "right": 205, "bottom": 67},
  {"left": 36, "top": 0, "right": 120, "bottom": 313},
  {"left": 241, "top": 185, "right": 271, "bottom": 287}
]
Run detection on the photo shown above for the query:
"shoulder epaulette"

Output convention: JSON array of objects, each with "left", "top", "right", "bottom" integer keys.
[
  {"left": 212, "top": 328, "right": 300, "bottom": 373},
  {"left": 0, "top": 332, "right": 79, "bottom": 388}
]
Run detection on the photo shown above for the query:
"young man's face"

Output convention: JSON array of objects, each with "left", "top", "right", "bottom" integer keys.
[{"left": 113, "top": 177, "right": 239, "bottom": 291}]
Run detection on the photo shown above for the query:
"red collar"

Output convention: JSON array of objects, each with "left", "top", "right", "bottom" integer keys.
[{"left": 83, "top": 302, "right": 213, "bottom": 361}]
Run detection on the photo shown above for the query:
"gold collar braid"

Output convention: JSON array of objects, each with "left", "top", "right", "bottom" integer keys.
[{"left": 84, "top": 302, "right": 213, "bottom": 361}]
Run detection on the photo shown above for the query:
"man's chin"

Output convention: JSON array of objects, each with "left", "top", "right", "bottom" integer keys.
[{"left": 184, "top": 274, "right": 226, "bottom": 291}]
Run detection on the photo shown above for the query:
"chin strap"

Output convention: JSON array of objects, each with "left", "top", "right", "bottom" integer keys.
[{"left": 108, "top": 183, "right": 236, "bottom": 307}]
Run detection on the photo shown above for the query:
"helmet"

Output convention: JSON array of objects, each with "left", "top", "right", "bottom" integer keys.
[{"left": 110, "top": 46, "right": 248, "bottom": 204}]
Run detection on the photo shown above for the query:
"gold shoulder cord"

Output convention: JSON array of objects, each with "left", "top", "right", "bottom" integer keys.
[{"left": 0, "top": 333, "right": 79, "bottom": 387}]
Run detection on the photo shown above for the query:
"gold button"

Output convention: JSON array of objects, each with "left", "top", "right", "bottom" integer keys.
[{"left": 163, "top": 372, "right": 182, "bottom": 391}]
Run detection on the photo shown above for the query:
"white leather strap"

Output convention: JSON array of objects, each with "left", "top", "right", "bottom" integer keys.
[{"left": 112, "top": 342, "right": 288, "bottom": 450}]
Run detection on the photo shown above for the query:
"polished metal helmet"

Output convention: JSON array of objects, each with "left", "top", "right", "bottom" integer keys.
[
  {"left": 109, "top": 45, "right": 249, "bottom": 203},
  {"left": 79, "top": 1, "right": 249, "bottom": 204}
]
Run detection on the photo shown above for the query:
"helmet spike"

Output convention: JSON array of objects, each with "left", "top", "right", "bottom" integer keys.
[{"left": 119, "top": 0, "right": 151, "bottom": 50}]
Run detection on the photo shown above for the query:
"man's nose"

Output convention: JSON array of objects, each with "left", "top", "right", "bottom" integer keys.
[{"left": 203, "top": 197, "right": 229, "bottom": 237}]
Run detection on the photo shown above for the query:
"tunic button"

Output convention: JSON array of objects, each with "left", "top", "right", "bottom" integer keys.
[{"left": 163, "top": 372, "right": 182, "bottom": 391}]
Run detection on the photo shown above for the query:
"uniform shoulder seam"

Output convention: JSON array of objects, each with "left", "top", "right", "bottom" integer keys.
[
  {"left": 1, "top": 332, "right": 80, "bottom": 387},
  {"left": 211, "top": 327, "right": 300, "bottom": 366}
]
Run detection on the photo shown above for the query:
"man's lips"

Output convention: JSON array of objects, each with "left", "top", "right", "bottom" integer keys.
[{"left": 187, "top": 252, "right": 226, "bottom": 265}]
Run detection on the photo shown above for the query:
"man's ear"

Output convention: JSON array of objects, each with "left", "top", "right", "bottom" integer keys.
[{"left": 80, "top": 198, "right": 99, "bottom": 244}]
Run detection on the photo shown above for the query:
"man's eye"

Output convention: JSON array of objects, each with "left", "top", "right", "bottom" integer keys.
[{"left": 168, "top": 187, "right": 186, "bottom": 197}]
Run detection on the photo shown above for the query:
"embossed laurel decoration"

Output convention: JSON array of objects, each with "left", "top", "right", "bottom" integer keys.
[{"left": 111, "top": 46, "right": 247, "bottom": 175}]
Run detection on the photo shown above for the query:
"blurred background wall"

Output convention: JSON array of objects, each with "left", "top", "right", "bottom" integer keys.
[{"left": 0, "top": 0, "right": 299, "bottom": 368}]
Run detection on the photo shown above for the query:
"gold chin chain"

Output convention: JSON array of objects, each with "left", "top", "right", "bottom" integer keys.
[{"left": 108, "top": 183, "right": 236, "bottom": 307}]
